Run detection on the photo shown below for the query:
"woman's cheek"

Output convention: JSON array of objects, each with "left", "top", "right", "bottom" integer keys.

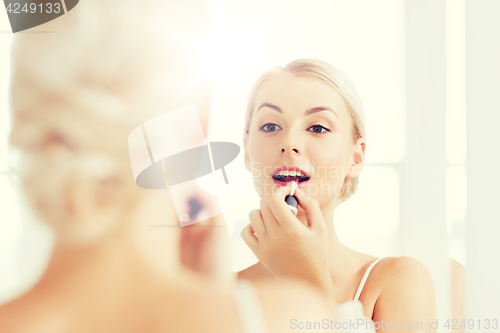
[
  {"left": 248, "top": 158, "right": 262, "bottom": 180},
  {"left": 249, "top": 142, "right": 273, "bottom": 174}
]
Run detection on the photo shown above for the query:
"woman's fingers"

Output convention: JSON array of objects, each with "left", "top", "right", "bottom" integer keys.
[
  {"left": 241, "top": 223, "right": 259, "bottom": 253},
  {"left": 259, "top": 199, "right": 280, "bottom": 232},
  {"left": 243, "top": 207, "right": 269, "bottom": 254},
  {"left": 249, "top": 209, "right": 267, "bottom": 240},
  {"left": 266, "top": 186, "right": 304, "bottom": 233},
  {"left": 293, "top": 188, "right": 326, "bottom": 232}
]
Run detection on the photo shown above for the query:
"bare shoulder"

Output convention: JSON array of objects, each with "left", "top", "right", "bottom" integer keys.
[
  {"left": 355, "top": 257, "right": 433, "bottom": 303},
  {"left": 251, "top": 279, "right": 334, "bottom": 333},
  {"left": 373, "top": 256, "right": 436, "bottom": 322},
  {"left": 376, "top": 256, "right": 433, "bottom": 283},
  {"left": 355, "top": 256, "right": 433, "bottom": 295}
]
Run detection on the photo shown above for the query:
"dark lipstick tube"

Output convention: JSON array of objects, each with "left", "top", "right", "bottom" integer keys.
[{"left": 285, "top": 181, "right": 298, "bottom": 215}]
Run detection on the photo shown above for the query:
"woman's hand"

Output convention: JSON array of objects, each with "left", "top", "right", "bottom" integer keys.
[
  {"left": 241, "top": 185, "right": 334, "bottom": 299},
  {"left": 178, "top": 184, "right": 232, "bottom": 288}
]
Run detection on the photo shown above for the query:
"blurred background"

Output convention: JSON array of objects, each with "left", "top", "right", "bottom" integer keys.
[{"left": 0, "top": 0, "right": 486, "bottom": 329}]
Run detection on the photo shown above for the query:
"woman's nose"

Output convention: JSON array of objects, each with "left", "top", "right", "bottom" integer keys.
[
  {"left": 280, "top": 132, "right": 301, "bottom": 155},
  {"left": 281, "top": 147, "right": 299, "bottom": 154}
]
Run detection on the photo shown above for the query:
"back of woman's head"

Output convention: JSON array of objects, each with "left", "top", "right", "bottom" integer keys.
[
  {"left": 244, "top": 59, "right": 366, "bottom": 207},
  {"left": 8, "top": 0, "right": 210, "bottom": 244}
]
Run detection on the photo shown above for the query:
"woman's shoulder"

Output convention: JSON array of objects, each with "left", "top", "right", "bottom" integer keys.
[
  {"left": 357, "top": 256, "right": 433, "bottom": 299},
  {"left": 0, "top": 274, "right": 240, "bottom": 333},
  {"left": 371, "top": 256, "right": 435, "bottom": 310},
  {"left": 376, "top": 256, "right": 432, "bottom": 281},
  {"left": 0, "top": 281, "right": 240, "bottom": 333},
  {"left": 367, "top": 256, "right": 433, "bottom": 291}
]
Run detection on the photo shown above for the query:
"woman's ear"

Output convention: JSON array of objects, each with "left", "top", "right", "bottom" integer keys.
[
  {"left": 346, "top": 138, "right": 365, "bottom": 179},
  {"left": 243, "top": 133, "right": 251, "bottom": 172}
]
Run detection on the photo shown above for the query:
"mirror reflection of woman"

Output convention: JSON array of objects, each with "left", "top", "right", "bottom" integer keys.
[
  {"left": 238, "top": 59, "right": 437, "bottom": 332},
  {"left": 0, "top": 3, "right": 339, "bottom": 332}
]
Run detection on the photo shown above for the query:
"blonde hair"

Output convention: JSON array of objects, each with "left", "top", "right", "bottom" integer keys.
[
  {"left": 244, "top": 59, "right": 366, "bottom": 207},
  {"left": 8, "top": 0, "right": 209, "bottom": 244}
]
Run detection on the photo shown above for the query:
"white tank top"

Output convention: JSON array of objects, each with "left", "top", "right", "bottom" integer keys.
[
  {"left": 231, "top": 258, "right": 385, "bottom": 333},
  {"left": 353, "top": 257, "right": 385, "bottom": 301}
]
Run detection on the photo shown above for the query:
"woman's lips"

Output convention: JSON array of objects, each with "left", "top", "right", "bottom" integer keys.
[{"left": 273, "top": 178, "right": 309, "bottom": 189}]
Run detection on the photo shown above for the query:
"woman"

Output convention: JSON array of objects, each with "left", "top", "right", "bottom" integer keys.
[
  {"left": 238, "top": 59, "right": 437, "bottom": 331},
  {"left": 0, "top": 2, "right": 336, "bottom": 332}
]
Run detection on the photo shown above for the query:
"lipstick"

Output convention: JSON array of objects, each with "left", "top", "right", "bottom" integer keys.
[{"left": 285, "top": 181, "right": 299, "bottom": 215}]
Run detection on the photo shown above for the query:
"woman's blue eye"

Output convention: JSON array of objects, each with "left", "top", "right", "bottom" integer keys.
[
  {"left": 259, "top": 123, "right": 282, "bottom": 132},
  {"left": 259, "top": 123, "right": 330, "bottom": 133},
  {"left": 308, "top": 125, "right": 330, "bottom": 133}
]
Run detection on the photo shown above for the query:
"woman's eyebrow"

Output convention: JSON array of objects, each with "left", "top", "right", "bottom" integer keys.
[
  {"left": 257, "top": 103, "right": 282, "bottom": 113},
  {"left": 305, "top": 106, "right": 337, "bottom": 118},
  {"left": 256, "top": 103, "right": 337, "bottom": 118}
]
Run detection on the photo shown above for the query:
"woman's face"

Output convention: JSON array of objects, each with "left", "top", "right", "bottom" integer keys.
[{"left": 244, "top": 74, "right": 364, "bottom": 210}]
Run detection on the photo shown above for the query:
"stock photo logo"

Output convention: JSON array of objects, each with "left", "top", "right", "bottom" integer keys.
[
  {"left": 4, "top": 0, "right": 79, "bottom": 33},
  {"left": 128, "top": 105, "right": 247, "bottom": 227}
]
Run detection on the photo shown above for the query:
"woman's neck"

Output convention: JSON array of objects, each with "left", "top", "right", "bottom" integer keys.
[{"left": 297, "top": 198, "right": 360, "bottom": 278}]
